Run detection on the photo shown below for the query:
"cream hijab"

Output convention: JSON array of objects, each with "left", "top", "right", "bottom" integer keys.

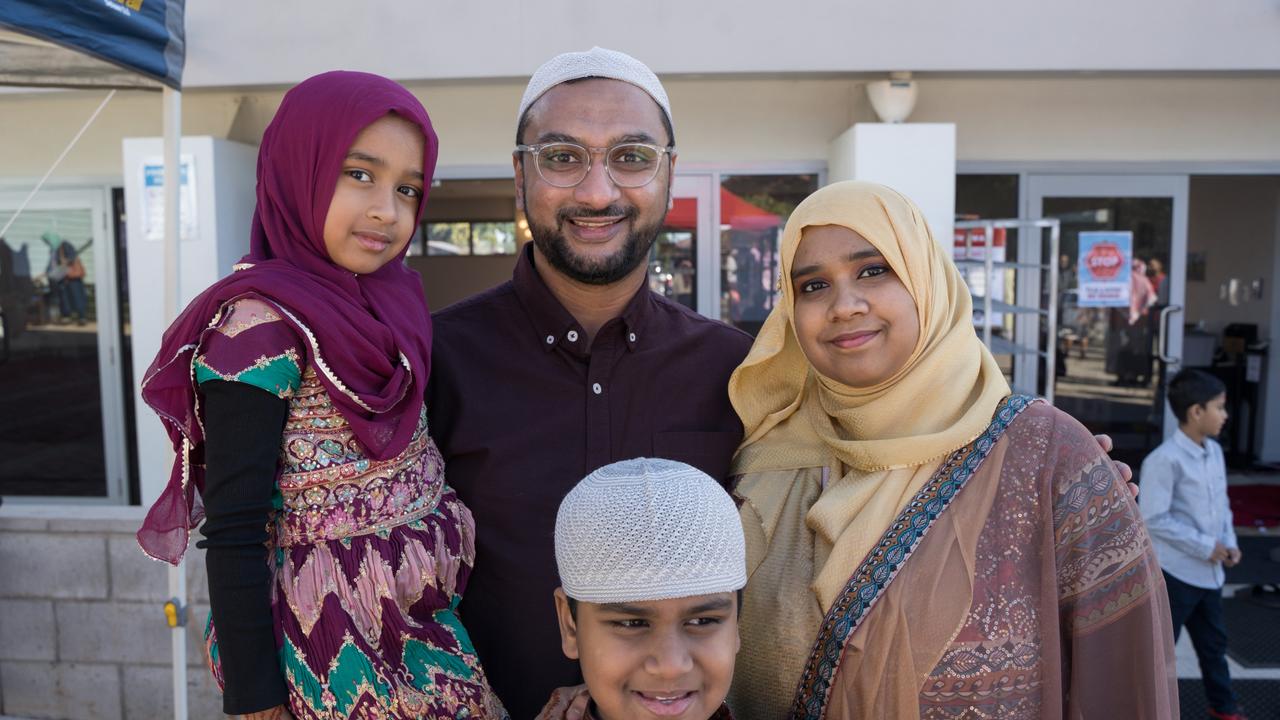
[{"left": 729, "top": 181, "right": 1009, "bottom": 609}]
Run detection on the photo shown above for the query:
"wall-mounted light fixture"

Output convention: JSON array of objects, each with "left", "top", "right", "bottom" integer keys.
[{"left": 866, "top": 71, "right": 918, "bottom": 124}]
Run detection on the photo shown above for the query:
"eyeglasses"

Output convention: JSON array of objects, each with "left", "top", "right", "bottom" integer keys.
[{"left": 514, "top": 142, "right": 673, "bottom": 189}]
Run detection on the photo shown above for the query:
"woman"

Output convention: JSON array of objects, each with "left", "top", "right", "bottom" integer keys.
[
  {"left": 727, "top": 182, "right": 1176, "bottom": 719},
  {"left": 137, "top": 72, "right": 504, "bottom": 719}
]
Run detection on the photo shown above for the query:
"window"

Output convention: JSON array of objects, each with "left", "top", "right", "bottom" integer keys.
[
  {"left": 0, "top": 203, "right": 113, "bottom": 498},
  {"left": 411, "top": 179, "right": 520, "bottom": 257},
  {"left": 719, "top": 173, "right": 819, "bottom": 335},
  {"left": 419, "top": 221, "right": 517, "bottom": 256}
]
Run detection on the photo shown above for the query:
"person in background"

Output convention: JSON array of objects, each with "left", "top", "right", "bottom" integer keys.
[
  {"left": 42, "top": 232, "right": 88, "bottom": 325},
  {"left": 1139, "top": 368, "right": 1247, "bottom": 720},
  {"left": 1148, "top": 257, "right": 1169, "bottom": 305},
  {"left": 1108, "top": 257, "right": 1158, "bottom": 386},
  {"left": 58, "top": 239, "right": 88, "bottom": 325}
]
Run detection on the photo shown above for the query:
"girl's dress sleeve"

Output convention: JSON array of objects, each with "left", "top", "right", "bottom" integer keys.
[{"left": 193, "top": 298, "right": 301, "bottom": 715}]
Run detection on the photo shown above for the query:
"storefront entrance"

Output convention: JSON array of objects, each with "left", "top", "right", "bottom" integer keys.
[{"left": 1028, "top": 174, "right": 1189, "bottom": 472}]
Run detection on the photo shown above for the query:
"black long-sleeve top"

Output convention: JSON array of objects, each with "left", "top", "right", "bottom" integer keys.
[{"left": 195, "top": 379, "right": 290, "bottom": 715}]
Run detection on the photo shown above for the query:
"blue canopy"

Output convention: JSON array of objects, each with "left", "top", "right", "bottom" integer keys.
[{"left": 0, "top": 0, "right": 185, "bottom": 89}]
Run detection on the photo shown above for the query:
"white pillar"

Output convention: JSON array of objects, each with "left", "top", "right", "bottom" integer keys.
[{"left": 827, "top": 123, "right": 957, "bottom": 247}]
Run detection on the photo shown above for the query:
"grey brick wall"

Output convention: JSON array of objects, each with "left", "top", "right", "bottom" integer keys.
[{"left": 0, "top": 506, "right": 222, "bottom": 720}]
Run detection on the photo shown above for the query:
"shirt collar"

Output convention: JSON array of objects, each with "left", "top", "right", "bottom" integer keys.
[
  {"left": 1173, "top": 428, "right": 1211, "bottom": 459},
  {"left": 511, "top": 242, "right": 650, "bottom": 354}
]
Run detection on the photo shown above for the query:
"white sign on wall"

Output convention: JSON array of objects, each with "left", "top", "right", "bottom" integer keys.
[{"left": 141, "top": 155, "right": 198, "bottom": 242}]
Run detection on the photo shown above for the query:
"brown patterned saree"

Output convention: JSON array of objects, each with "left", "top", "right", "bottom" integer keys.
[{"left": 732, "top": 398, "right": 1178, "bottom": 720}]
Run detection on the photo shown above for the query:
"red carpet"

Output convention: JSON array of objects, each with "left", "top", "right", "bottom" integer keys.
[{"left": 1231, "top": 484, "right": 1280, "bottom": 529}]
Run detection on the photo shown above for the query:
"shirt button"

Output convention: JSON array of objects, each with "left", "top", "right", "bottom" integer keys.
[
  {"left": 592, "top": 383, "right": 602, "bottom": 395},
  {"left": 567, "top": 330, "right": 579, "bottom": 342},
  {"left": 545, "top": 335, "right": 555, "bottom": 345},
  {"left": 628, "top": 332, "right": 637, "bottom": 343}
]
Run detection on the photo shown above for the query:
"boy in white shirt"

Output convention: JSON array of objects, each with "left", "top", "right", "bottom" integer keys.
[{"left": 1139, "top": 368, "right": 1245, "bottom": 720}]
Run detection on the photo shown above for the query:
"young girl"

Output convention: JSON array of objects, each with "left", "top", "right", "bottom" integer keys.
[
  {"left": 727, "top": 182, "right": 1177, "bottom": 719},
  {"left": 137, "top": 72, "right": 505, "bottom": 720}
]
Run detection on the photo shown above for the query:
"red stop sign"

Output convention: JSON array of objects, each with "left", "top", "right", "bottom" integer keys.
[{"left": 1085, "top": 243, "right": 1124, "bottom": 280}]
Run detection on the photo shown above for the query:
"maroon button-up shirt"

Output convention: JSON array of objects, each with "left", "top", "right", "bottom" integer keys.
[{"left": 427, "top": 246, "right": 753, "bottom": 717}]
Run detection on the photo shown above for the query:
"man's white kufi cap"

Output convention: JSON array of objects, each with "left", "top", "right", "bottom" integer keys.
[
  {"left": 517, "top": 46, "right": 673, "bottom": 136},
  {"left": 555, "top": 458, "right": 746, "bottom": 603}
]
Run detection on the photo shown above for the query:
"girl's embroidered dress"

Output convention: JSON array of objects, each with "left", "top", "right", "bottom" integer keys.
[{"left": 197, "top": 298, "right": 504, "bottom": 719}]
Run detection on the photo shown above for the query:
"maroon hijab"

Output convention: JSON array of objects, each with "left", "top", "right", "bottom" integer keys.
[{"left": 138, "top": 71, "right": 439, "bottom": 564}]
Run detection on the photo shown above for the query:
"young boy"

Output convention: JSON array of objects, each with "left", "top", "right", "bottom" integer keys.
[
  {"left": 545, "top": 458, "right": 744, "bottom": 720},
  {"left": 1139, "top": 369, "right": 1246, "bottom": 720}
]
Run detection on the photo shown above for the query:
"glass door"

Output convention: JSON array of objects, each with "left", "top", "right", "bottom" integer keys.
[
  {"left": 656, "top": 175, "right": 714, "bottom": 315},
  {"left": 0, "top": 188, "right": 128, "bottom": 501},
  {"left": 1027, "top": 175, "right": 1189, "bottom": 471},
  {"left": 665, "top": 171, "right": 820, "bottom": 326}
]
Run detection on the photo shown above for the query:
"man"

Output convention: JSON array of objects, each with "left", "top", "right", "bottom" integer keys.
[{"left": 427, "top": 48, "right": 753, "bottom": 718}]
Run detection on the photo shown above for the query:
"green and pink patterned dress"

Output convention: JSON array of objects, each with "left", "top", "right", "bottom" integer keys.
[{"left": 196, "top": 298, "right": 505, "bottom": 719}]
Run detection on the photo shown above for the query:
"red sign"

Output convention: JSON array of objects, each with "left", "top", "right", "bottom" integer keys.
[
  {"left": 952, "top": 227, "right": 1006, "bottom": 251},
  {"left": 1084, "top": 242, "right": 1124, "bottom": 279}
]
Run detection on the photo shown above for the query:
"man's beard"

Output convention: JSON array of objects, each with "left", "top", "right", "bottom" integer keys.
[{"left": 529, "top": 204, "right": 662, "bottom": 286}]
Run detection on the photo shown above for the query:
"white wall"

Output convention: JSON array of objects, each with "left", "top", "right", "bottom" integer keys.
[
  {"left": 180, "top": 1, "right": 1280, "bottom": 88},
  {"left": 914, "top": 77, "right": 1280, "bottom": 163},
  {"left": 1185, "top": 177, "right": 1280, "bottom": 337},
  {"left": 0, "top": 91, "right": 242, "bottom": 182},
  {"left": 4, "top": 75, "right": 1279, "bottom": 183},
  {"left": 828, "top": 123, "right": 957, "bottom": 246}
]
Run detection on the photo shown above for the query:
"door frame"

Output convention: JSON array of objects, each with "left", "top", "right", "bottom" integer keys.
[
  {"left": 673, "top": 163, "right": 827, "bottom": 321},
  {"left": 0, "top": 186, "right": 129, "bottom": 504},
  {"left": 1025, "top": 173, "right": 1190, "bottom": 440},
  {"left": 670, "top": 174, "right": 718, "bottom": 318}
]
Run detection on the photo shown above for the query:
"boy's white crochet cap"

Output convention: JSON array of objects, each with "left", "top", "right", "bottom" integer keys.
[
  {"left": 555, "top": 458, "right": 746, "bottom": 604},
  {"left": 516, "top": 46, "right": 673, "bottom": 135}
]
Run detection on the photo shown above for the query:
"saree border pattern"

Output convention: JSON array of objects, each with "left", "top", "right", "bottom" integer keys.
[{"left": 790, "top": 394, "right": 1035, "bottom": 720}]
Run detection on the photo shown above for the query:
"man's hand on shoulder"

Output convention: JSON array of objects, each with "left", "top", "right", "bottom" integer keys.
[
  {"left": 536, "top": 684, "right": 591, "bottom": 720},
  {"left": 1093, "top": 433, "right": 1138, "bottom": 498}
]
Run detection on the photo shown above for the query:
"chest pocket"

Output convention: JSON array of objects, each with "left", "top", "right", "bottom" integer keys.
[{"left": 652, "top": 431, "right": 742, "bottom": 485}]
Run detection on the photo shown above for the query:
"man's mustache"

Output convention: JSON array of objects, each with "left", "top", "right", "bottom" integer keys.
[{"left": 555, "top": 205, "right": 638, "bottom": 224}]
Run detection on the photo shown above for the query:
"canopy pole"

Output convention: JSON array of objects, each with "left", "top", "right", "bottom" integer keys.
[
  {"left": 0, "top": 89, "right": 115, "bottom": 239},
  {"left": 163, "top": 86, "right": 181, "bottom": 322},
  {"left": 162, "top": 84, "right": 189, "bottom": 720}
]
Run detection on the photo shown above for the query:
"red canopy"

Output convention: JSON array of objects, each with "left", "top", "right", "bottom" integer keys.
[{"left": 664, "top": 187, "right": 781, "bottom": 232}]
